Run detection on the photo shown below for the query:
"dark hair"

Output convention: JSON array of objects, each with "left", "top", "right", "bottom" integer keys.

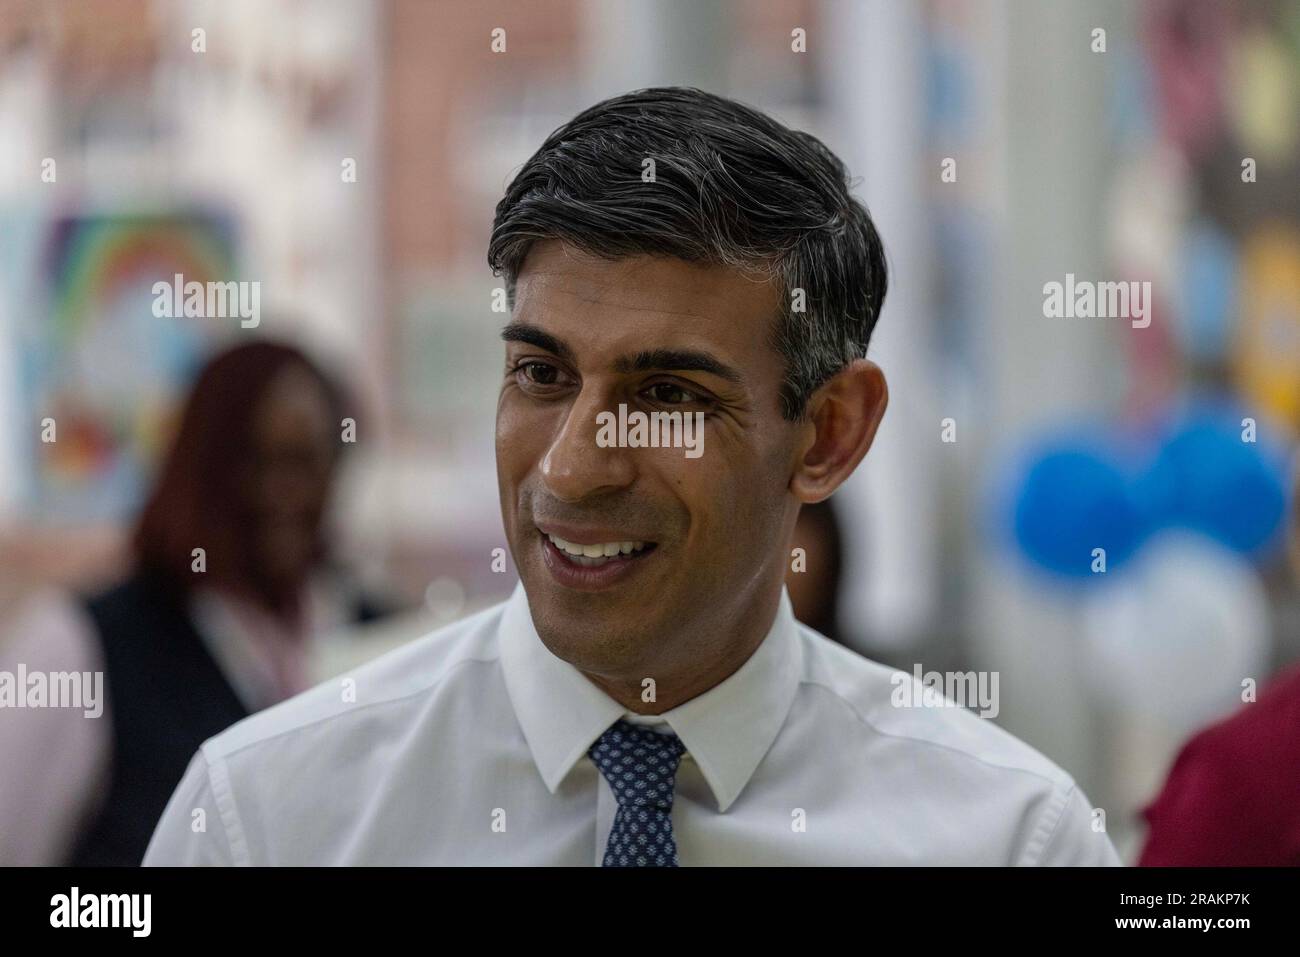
[
  {"left": 134, "top": 340, "right": 346, "bottom": 618},
  {"left": 488, "top": 86, "right": 888, "bottom": 420}
]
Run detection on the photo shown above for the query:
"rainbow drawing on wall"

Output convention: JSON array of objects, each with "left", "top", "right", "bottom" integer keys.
[{"left": 21, "top": 213, "right": 237, "bottom": 522}]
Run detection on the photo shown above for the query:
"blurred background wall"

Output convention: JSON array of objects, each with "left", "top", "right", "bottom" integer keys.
[{"left": 1, "top": 0, "right": 1297, "bottom": 863}]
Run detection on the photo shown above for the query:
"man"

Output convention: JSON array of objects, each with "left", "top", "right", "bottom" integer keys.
[{"left": 145, "top": 87, "right": 1120, "bottom": 866}]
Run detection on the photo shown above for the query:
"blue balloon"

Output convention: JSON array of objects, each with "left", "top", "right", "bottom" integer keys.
[
  {"left": 1011, "top": 445, "right": 1147, "bottom": 579},
  {"left": 1138, "top": 406, "right": 1288, "bottom": 557}
]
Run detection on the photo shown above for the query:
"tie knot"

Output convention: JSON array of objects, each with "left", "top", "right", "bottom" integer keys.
[{"left": 588, "top": 719, "right": 687, "bottom": 810}]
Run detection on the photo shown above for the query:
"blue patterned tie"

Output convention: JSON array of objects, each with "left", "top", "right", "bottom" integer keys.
[{"left": 588, "top": 719, "right": 688, "bottom": 867}]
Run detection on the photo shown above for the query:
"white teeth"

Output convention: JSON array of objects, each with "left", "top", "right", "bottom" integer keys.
[
  {"left": 546, "top": 533, "right": 650, "bottom": 564},
  {"left": 556, "top": 537, "right": 584, "bottom": 556}
]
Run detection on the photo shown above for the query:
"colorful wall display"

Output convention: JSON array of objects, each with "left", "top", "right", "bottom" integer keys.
[{"left": 13, "top": 213, "right": 237, "bottom": 522}]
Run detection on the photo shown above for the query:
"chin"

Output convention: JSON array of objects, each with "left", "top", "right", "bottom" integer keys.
[{"left": 527, "top": 594, "right": 652, "bottom": 674}]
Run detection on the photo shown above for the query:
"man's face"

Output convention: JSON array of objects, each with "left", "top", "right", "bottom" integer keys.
[{"left": 496, "top": 240, "right": 800, "bottom": 684}]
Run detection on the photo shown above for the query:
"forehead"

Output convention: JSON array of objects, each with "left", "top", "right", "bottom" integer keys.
[
  {"left": 254, "top": 366, "right": 332, "bottom": 437},
  {"left": 512, "top": 240, "right": 781, "bottom": 363}
]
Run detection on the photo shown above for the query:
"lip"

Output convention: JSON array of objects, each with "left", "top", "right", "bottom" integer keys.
[
  {"left": 535, "top": 521, "right": 656, "bottom": 547},
  {"left": 538, "top": 531, "right": 658, "bottom": 591}
]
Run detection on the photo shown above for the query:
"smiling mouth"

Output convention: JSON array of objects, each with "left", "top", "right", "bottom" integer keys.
[{"left": 543, "top": 532, "right": 658, "bottom": 567}]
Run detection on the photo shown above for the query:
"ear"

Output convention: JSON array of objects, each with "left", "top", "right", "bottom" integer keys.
[{"left": 790, "top": 359, "right": 888, "bottom": 503}]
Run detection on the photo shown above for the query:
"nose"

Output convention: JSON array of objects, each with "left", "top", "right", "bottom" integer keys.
[{"left": 541, "top": 390, "right": 636, "bottom": 503}]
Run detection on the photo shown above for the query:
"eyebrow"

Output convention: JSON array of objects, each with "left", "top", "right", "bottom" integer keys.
[
  {"left": 615, "top": 349, "right": 742, "bottom": 384},
  {"left": 500, "top": 322, "right": 576, "bottom": 363},
  {"left": 502, "top": 322, "right": 743, "bottom": 384}
]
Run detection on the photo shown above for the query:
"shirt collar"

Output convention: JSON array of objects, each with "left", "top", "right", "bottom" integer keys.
[{"left": 498, "top": 582, "right": 802, "bottom": 812}]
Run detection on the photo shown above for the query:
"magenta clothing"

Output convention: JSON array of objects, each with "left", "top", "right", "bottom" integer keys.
[{"left": 1140, "top": 662, "right": 1300, "bottom": 866}]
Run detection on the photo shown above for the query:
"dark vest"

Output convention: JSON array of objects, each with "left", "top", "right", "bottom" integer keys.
[{"left": 69, "top": 572, "right": 249, "bottom": 866}]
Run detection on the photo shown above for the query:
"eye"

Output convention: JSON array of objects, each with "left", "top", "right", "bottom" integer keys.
[
  {"left": 521, "top": 362, "right": 558, "bottom": 385},
  {"left": 512, "top": 360, "right": 569, "bottom": 393},
  {"left": 644, "top": 382, "right": 701, "bottom": 405}
]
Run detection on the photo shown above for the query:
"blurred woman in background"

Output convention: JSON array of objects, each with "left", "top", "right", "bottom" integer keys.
[{"left": 0, "top": 340, "right": 387, "bottom": 865}]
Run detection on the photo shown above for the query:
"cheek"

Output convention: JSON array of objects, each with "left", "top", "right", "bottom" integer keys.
[
  {"left": 721, "top": 443, "right": 792, "bottom": 550},
  {"left": 670, "top": 448, "right": 771, "bottom": 549},
  {"left": 494, "top": 389, "right": 513, "bottom": 450},
  {"left": 495, "top": 393, "right": 553, "bottom": 487},
  {"left": 495, "top": 394, "right": 528, "bottom": 470}
]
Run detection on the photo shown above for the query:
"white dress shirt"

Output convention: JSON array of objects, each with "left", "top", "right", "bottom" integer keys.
[{"left": 144, "top": 584, "right": 1121, "bottom": 866}]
